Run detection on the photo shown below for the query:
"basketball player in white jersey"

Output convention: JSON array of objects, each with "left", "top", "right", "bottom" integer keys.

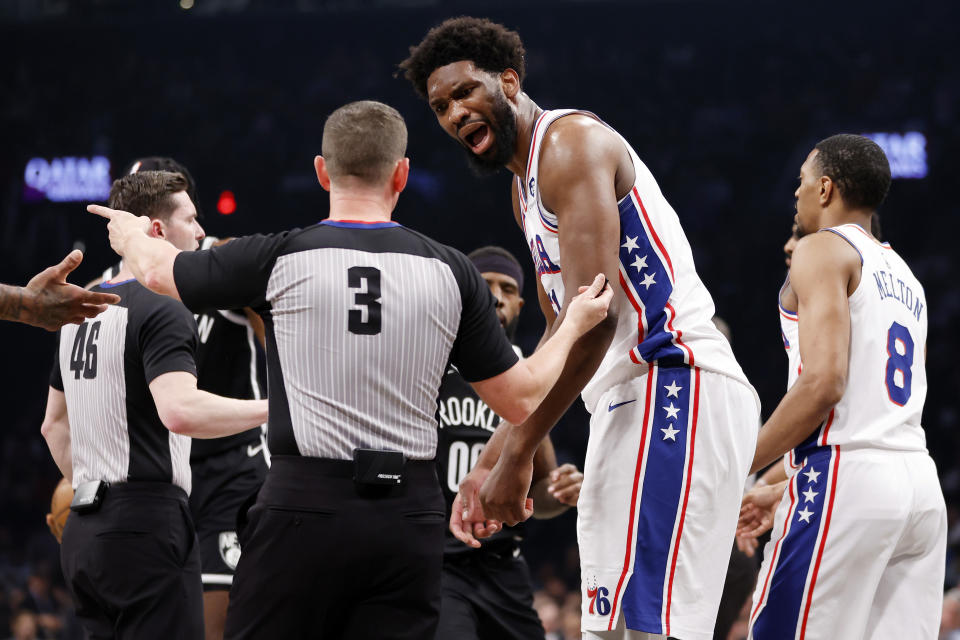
[
  {"left": 403, "top": 17, "right": 760, "bottom": 639},
  {"left": 739, "top": 134, "right": 947, "bottom": 639}
]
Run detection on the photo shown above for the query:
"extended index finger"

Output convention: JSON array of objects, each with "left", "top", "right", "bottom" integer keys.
[{"left": 87, "top": 204, "right": 119, "bottom": 219}]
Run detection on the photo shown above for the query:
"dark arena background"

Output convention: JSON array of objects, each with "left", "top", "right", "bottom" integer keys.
[{"left": 0, "top": 1, "right": 957, "bottom": 638}]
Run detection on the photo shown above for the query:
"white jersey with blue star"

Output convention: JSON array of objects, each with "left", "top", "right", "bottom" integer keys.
[{"left": 517, "top": 109, "right": 753, "bottom": 413}]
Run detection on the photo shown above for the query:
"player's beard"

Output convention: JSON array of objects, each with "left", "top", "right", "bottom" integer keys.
[
  {"left": 462, "top": 91, "right": 518, "bottom": 177},
  {"left": 503, "top": 314, "right": 520, "bottom": 342}
]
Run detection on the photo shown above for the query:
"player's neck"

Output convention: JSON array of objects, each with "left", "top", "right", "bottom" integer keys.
[
  {"left": 327, "top": 192, "right": 394, "bottom": 223},
  {"left": 507, "top": 95, "right": 543, "bottom": 178},
  {"left": 820, "top": 208, "right": 874, "bottom": 236}
]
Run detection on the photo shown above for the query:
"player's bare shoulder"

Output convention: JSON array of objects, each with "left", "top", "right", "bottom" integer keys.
[
  {"left": 537, "top": 114, "right": 634, "bottom": 212},
  {"left": 791, "top": 230, "right": 863, "bottom": 295}
]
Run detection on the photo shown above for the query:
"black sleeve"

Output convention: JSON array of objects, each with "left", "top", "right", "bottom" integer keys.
[
  {"left": 49, "top": 331, "right": 63, "bottom": 391},
  {"left": 446, "top": 249, "right": 520, "bottom": 382},
  {"left": 137, "top": 296, "right": 199, "bottom": 384},
  {"left": 173, "top": 232, "right": 289, "bottom": 314}
]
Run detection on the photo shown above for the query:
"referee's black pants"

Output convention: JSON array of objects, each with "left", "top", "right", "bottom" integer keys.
[
  {"left": 60, "top": 482, "right": 203, "bottom": 640},
  {"left": 225, "top": 455, "right": 446, "bottom": 640}
]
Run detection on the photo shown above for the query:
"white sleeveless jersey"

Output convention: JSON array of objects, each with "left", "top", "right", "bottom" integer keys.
[
  {"left": 780, "top": 223, "right": 928, "bottom": 459},
  {"left": 517, "top": 109, "right": 752, "bottom": 413}
]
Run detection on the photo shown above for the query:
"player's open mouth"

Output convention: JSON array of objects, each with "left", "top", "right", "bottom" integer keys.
[{"left": 459, "top": 122, "right": 493, "bottom": 155}]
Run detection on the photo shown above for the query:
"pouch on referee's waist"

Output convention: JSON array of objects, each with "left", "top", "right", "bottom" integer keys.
[
  {"left": 352, "top": 448, "right": 405, "bottom": 486},
  {"left": 69, "top": 480, "right": 108, "bottom": 514}
]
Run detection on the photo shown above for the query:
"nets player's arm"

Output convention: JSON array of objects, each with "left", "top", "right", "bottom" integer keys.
[
  {"left": 42, "top": 338, "right": 72, "bottom": 482},
  {"left": 750, "top": 231, "right": 861, "bottom": 473},
  {"left": 140, "top": 296, "right": 268, "bottom": 438},
  {"left": 529, "top": 436, "right": 581, "bottom": 519},
  {"left": 0, "top": 251, "right": 120, "bottom": 330}
]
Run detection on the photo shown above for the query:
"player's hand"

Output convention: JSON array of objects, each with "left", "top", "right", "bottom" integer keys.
[
  {"left": 479, "top": 452, "right": 535, "bottom": 526},
  {"left": 562, "top": 273, "right": 613, "bottom": 337},
  {"left": 547, "top": 463, "right": 583, "bottom": 506},
  {"left": 736, "top": 480, "right": 788, "bottom": 555},
  {"left": 88, "top": 203, "right": 151, "bottom": 257},
  {"left": 20, "top": 250, "right": 121, "bottom": 330},
  {"left": 450, "top": 466, "right": 501, "bottom": 548}
]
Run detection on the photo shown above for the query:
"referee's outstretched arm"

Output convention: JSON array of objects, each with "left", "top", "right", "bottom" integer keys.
[{"left": 471, "top": 273, "right": 612, "bottom": 424}]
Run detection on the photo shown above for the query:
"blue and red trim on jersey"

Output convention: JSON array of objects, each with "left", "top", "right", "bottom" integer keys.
[
  {"left": 751, "top": 445, "right": 840, "bottom": 639},
  {"left": 617, "top": 187, "right": 692, "bottom": 367},
  {"left": 100, "top": 277, "right": 136, "bottom": 288},
  {"left": 608, "top": 365, "right": 700, "bottom": 633},
  {"left": 320, "top": 219, "right": 399, "bottom": 229},
  {"left": 820, "top": 227, "right": 863, "bottom": 265}
]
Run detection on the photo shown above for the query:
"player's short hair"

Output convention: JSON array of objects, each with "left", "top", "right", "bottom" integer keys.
[
  {"left": 108, "top": 171, "right": 190, "bottom": 221},
  {"left": 399, "top": 17, "right": 526, "bottom": 100},
  {"left": 322, "top": 101, "right": 407, "bottom": 186},
  {"left": 814, "top": 134, "right": 891, "bottom": 212}
]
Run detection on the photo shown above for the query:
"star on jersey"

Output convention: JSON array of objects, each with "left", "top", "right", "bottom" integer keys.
[
  {"left": 622, "top": 236, "right": 640, "bottom": 253},
  {"left": 797, "top": 507, "right": 814, "bottom": 523},
  {"left": 661, "top": 424, "right": 680, "bottom": 441},
  {"left": 803, "top": 467, "right": 821, "bottom": 484},
  {"left": 662, "top": 402, "right": 680, "bottom": 420},
  {"left": 664, "top": 381, "right": 682, "bottom": 398},
  {"left": 631, "top": 254, "right": 649, "bottom": 271},
  {"left": 802, "top": 487, "right": 819, "bottom": 503},
  {"left": 640, "top": 272, "right": 657, "bottom": 289}
]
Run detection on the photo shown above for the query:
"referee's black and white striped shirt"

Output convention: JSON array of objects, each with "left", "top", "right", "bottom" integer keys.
[
  {"left": 173, "top": 220, "right": 518, "bottom": 461},
  {"left": 50, "top": 280, "right": 199, "bottom": 492}
]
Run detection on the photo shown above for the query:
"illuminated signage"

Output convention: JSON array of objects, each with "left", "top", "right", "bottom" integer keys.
[
  {"left": 863, "top": 132, "right": 927, "bottom": 179},
  {"left": 23, "top": 156, "right": 112, "bottom": 203}
]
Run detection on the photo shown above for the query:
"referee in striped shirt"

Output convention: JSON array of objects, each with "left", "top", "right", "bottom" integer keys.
[
  {"left": 42, "top": 170, "right": 269, "bottom": 640},
  {"left": 90, "top": 100, "right": 611, "bottom": 639}
]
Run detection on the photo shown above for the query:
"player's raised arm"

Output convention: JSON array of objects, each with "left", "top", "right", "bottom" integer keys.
[
  {"left": 88, "top": 204, "right": 183, "bottom": 299},
  {"left": 749, "top": 231, "right": 860, "bottom": 473}
]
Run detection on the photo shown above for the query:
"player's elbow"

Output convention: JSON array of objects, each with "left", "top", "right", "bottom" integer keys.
[{"left": 804, "top": 370, "right": 846, "bottom": 409}]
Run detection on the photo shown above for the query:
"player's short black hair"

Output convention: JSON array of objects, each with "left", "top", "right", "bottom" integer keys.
[
  {"left": 814, "top": 134, "right": 891, "bottom": 212},
  {"left": 399, "top": 17, "right": 526, "bottom": 99}
]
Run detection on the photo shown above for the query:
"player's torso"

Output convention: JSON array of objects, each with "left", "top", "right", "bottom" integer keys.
[
  {"left": 435, "top": 361, "right": 523, "bottom": 555},
  {"left": 785, "top": 224, "right": 928, "bottom": 458},
  {"left": 517, "top": 109, "right": 751, "bottom": 413},
  {"left": 192, "top": 308, "right": 265, "bottom": 458}
]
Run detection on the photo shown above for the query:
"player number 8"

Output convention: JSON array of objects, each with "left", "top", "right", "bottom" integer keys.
[{"left": 884, "top": 321, "right": 914, "bottom": 406}]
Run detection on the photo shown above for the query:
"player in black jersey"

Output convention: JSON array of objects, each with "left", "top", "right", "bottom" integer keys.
[
  {"left": 98, "top": 157, "right": 268, "bottom": 640},
  {"left": 41, "top": 170, "right": 268, "bottom": 640},
  {"left": 436, "top": 246, "right": 583, "bottom": 640}
]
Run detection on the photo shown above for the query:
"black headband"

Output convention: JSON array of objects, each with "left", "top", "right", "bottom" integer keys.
[{"left": 470, "top": 253, "right": 524, "bottom": 292}]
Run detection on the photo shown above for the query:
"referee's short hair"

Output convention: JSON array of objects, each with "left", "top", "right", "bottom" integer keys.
[
  {"left": 322, "top": 101, "right": 408, "bottom": 186},
  {"left": 108, "top": 170, "right": 190, "bottom": 221}
]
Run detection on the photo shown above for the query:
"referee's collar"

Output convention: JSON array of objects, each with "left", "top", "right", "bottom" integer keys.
[{"left": 321, "top": 219, "right": 400, "bottom": 229}]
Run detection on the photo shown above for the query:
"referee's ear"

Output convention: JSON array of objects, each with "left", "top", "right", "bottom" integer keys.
[
  {"left": 392, "top": 158, "right": 410, "bottom": 194},
  {"left": 314, "top": 156, "right": 332, "bottom": 192}
]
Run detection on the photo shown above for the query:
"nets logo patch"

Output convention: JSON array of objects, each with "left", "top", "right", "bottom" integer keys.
[{"left": 218, "top": 531, "right": 242, "bottom": 570}]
